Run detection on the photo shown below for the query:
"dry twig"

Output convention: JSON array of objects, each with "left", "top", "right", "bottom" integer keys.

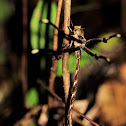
[
  {"left": 63, "top": 0, "right": 71, "bottom": 103},
  {"left": 48, "top": 0, "right": 63, "bottom": 108}
]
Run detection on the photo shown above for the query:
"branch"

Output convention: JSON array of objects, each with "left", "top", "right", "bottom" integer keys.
[
  {"left": 67, "top": 50, "right": 81, "bottom": 126},
  {"left": 53, "top": 0, "right": 63, "bottom": 51},
  {"left": 48, "top": 0, "right": 63, "bottom": 109},
  {"left": 63, "top": 0, "right": 71, "bottom": 103}
]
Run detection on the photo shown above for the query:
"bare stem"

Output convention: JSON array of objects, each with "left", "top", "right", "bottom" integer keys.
[
  {"left": 63, "top": 0, "right": 71, "bottom": 125},
  {"left": 48, "top": 0, "right": 63, "bottom": 108},
  {"left": 63, "top": 0, "right": 71, "bottom": 103}
]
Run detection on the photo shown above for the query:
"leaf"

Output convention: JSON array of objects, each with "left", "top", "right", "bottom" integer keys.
[
  {"left": 56, "top": 58, "right": 62, "bottom": 76},
  {"left": 30, "top": 0, "right": 57, "bottom": 50},
  {"left": 30, "top": 0, "right": 44, "bottom": 49},
  {"left": 25, "top": 88, "right": 39, "bottom": 108},
  {"left": 56, "top": 51, "right": 92, "bottom": 76},
  {"left": 30, "top": 0, "right": 57, "bottom": 72}
]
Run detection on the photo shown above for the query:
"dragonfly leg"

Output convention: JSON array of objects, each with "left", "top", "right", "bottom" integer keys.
[
  {"left": 40, "top": 19, "right": 119, "bottom": 64},
  {"left": 86, "top": 34, "right": 121, "bottom": 48},
  {"left": 83, "top": 46, "right": 110, "bottom": 63},
  {"left": 67, "top": 19, "right": 74, "bottom": 32},
  {"left": 68, "top": 26, "right": 73, "bottom": 33}
]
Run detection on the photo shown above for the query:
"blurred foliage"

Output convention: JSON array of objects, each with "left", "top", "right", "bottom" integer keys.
[
  {"left": 0, "top": 0, "right": 14, "bottom": 64},
  {"left": 30, "top": 0, "right": 57, "bottom": 49},
  {"left": 25, "top": 88, "right": 39, "bottom": 108},
  {"left": 0, "top": 0, "right": 14, "bottom": 22},
  {"left": 30, "top": 0, "right": 57, "bottom": 71},
  {"left": 56, "top": 50, "right": 94, "bottom": 76},
  {"left": 29, "top": 122, "right": 37, "bottom": 126}
]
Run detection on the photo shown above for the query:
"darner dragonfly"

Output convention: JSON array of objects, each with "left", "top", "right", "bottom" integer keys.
[
  {"left": 32, "top": 19, "right": 121, "bottom": 64},
  {"left": 31, "top": 19, "right": 121, "bottom": 126}
]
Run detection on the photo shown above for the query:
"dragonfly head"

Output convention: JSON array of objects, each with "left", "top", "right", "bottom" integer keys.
[{"left": 73, "top": 26, "right": 85, "bottom": 39}]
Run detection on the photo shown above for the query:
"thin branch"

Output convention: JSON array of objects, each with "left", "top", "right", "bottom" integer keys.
[
  {"left": 48, "top": 0, "right": 63, "bottom": 109},
  {"left": 53, "top": 0, "right": 63, "bottom": 51},
  {"left": 63, "top": 0, "right": 71, "bottom": 103},
  {"left": 63, "top": 0, "right": 71, "bottom": 125},
  {"left": 73, "top": 108, "right": 100, "bottom": 126}
]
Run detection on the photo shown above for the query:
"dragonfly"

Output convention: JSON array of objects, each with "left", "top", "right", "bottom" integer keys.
[
  {"left": 32, "top": 19, "right": 121, "bottom": 126},
  {"left": 32, "top": 19, "right": 121, "bottom": 69}
]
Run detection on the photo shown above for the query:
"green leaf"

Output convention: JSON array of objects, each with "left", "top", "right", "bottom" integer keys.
[
  {"left": 30, "top": 0, "right": 57, "bottom": 50},
  {"left": 30, "top": 0, "right": 44, "bottom": 49},
  {"left": 56, "top": 58, "right": 62, "bottom": 76},
  {"left": 30, "top": 0, "right": 57, "bottom": 72},
  {"left": 25, "top": 88, "right": 39, "bottom": 108},
  {"left": 56, "top": 51, "right": 93, "bottom": 76}
]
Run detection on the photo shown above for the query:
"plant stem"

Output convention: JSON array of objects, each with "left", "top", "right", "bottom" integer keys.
[
  {"left": 63, "top": 0, "right": 71, "bottom": 125},
  {"left": 48, "top": 0, "right": 63, "bottom": 108},
  {"left": 63, "top": 0, "right": 71, "bottom": 103},
  {"left": 53, "top": 0, "right": 63, "bottom": 51}
]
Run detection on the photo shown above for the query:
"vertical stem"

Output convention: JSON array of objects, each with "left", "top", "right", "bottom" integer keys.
[
  {"left": 63, "top": 0, "right": 71, "bottom": 103},
  {"left": 21, "top": 0, "right": 28, "bottom": 99},
  {"left": 63, "top": 0, "right": 71, "bottom": 125},
  {"left": 48, "top": 0, "right": 63, "bottom": 108},
  {"left": 53, "top": 0, "right": 63, "bottom": 51}
]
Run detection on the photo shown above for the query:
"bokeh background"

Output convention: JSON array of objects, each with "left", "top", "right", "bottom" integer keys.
[{"left": 0, "top": 0, "right": 126, "bottom": 126}]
